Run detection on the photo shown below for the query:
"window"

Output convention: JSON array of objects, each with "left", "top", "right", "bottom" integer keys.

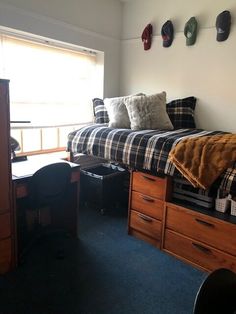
[{"left": 0, "top": 31, "right": 103, "bottom": 154}]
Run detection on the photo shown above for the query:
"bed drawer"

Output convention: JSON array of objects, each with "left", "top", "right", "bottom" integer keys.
[
  {"left": 131, "top": 191, "right": 164, "bottom": 220},
  {"left": 129, "top": 210, "right": 162, "bottom": 240},
  {"left": 164, "top": 230, "right": 236, "bottom": 272},
  {"left": 0, "top": 212, "right": 11, "bottom": 239},
  {"left": 166, "top": 203, "right": 236, "bottom": 256},
  {"left": 132, "top": 172, "right": 167, "bottom": 200}
]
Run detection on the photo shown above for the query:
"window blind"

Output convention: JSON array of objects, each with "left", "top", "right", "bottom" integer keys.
[{"left": 0, "top": 34, "right": 97, "bottom": 126}]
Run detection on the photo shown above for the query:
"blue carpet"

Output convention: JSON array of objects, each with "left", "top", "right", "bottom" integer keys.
[{"left": 0, "top": 206, "right": 206, "bottom": 314}]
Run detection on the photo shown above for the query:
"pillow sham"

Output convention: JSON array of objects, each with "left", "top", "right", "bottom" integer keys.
[
  {"left": 166, "top": 96, "right": 196, "bottom": 129},
  {"left": 104, "top": 96, "right": 131, "bottom": 128},
  {"left": 104, "top": 93, "right": 144, "bottom": 129},
  {"left": 92, "top": 98, "right": 109, "bottom": 124},
  {"left": 124, "top": 92, "right": 174, "bottom": 130}
]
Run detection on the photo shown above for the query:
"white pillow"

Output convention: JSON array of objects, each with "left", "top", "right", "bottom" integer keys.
[
  {"left": 104, "top": 93, "right": 144, "bottom": 129},
  {"left": 124, "top": 92, "right": 174, "bottom": 130},
  {"left": 104, "top": 96, "right": 131, "bottom": 128}
]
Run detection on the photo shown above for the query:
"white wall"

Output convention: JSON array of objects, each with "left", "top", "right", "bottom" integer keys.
[
  {"left": 1, "top": 0, "right": 236, "bottom": 132},
  {"left": 121, "top": 0, "right": 236, "bottom": 132},
  {"left": 0, "top": 0, "right": 123, "bottom": 97}
]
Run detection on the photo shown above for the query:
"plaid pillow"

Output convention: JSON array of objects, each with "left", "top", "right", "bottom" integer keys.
[
  {"left": 92, "top": 98, "right": 109, "bottom": 124},
  {"left": 166, "top": 96, "right": 196, "bottom": 129}
]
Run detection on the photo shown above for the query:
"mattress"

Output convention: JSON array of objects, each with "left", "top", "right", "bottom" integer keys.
[{"left": 67, "top": 124, "right": 236, "bottom": 195}]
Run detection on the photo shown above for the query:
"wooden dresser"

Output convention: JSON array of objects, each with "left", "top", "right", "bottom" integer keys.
[
  {"left": 0, "top": 79, "right": 15, "bottom": 274},
  {"left": 163, "top": 202, "right": 236, "bottom": 272},
  {"left": 128, "top": 171, "right": 171, "bottom": 248},
  {"left": 128, "top": 170, "right": 236, "bottom": 272}
]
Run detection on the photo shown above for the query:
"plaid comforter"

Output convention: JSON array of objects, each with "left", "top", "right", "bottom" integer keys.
[{"left": 67, "top": 124, "right": 236, "bottom": 194}]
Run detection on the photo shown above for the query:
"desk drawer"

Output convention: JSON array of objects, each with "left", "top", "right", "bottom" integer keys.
[
  {"left": 0, "top": 212, "right": 11, "bottom": 239},
  {"left": 131, "top": 191, "right": 164, "bottom": 220},
  {"left": 166, "top": 203, "right": 236, "bottom": 256},
  {"left": 164, "top": 230, "right": 236, "bottom": 272},
  {"left": 132, "top": 172, "right": 167, "bottom": 200},
  {"left": 130, "top": 209, "right": 162, "bottom": 240},
  {"left": 0, "top": 238, "right": 12, "bottom": 274}
]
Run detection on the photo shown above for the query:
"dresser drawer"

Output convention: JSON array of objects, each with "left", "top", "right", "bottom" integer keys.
[
  {"left": 0, "top": 238, "right": 12, "bottom": 274},
  {"left": 0, "top": 212, "right": 11, "bottom": 239},
  {"left": 166, "top": 203, "right": 236, "bottom": 256},
  {"left": 131, "top": 191, "right": 164, "bottom": 220},
  {"left": 129, "top": 209, "right": 162, "bottom": 240},
  {"left": 132, "top": 172, "right": 167, "bottom": 200},
  {"left": 164, "top": 230, "right": 236, "bottom": 272}
]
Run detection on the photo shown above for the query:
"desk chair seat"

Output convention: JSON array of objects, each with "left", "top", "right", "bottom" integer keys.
[
  {"left": 193, "top": 268, "right": 236, "bottom": 314},
  {"left": 20, "top": 162, "right": 72, "bottom": 261}
]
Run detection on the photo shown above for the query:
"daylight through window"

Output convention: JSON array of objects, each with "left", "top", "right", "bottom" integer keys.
[{"left": 0, "top": 33, "right": 101, "bottom": 153}]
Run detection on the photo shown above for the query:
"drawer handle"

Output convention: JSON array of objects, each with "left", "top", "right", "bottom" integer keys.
[
  {"left": 192, "top": 242, "right": 212, "bottom": 255},
  {"left": 195, "top": 218, "right": 214, "bottom": 228},
  {"left": 142, "top": 175, "right": 156, "bottom": 182},
  {"left": 138, "top": 213, "right": 153, "bottom": 223},
  {"left": 141, "top": 195, "right": 155, "bottom": 203}
]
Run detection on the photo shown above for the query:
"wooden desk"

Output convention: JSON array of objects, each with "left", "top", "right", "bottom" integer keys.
[
  {"left": 12, "top": 155, "right": 80, "bottom": 198},
  {"left": 11, "top": 155, "right": 80, "bottom": 268}
]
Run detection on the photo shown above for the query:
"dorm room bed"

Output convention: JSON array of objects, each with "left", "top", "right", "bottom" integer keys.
[
  {"left": 68, "top": 123, "right": 236, "bottom": 272},
  {"left": 67, "top": 124, "right": 236, "bottom": 195}
]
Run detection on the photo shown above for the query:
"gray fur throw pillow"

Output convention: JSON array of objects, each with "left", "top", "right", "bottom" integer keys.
[
  {"left": 104, "top": 96, "right": 131, "bottom": 128},
  {"left": 104, "top": 93, "right": 144, "bottom": 129},
  {"left": 124, "top": 92, "right": 174, "bottom": 130}
]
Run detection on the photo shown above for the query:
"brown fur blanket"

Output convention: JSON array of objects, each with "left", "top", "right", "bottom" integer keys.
[{"left": 169, "top": 134, "right": 236, "bottom": 189}]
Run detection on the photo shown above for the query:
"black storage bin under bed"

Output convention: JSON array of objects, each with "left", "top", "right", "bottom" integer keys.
[{"left": 80, "top": 163, "right": 128, "bottom": 213}]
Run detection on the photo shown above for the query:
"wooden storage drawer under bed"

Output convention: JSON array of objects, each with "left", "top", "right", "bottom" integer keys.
[
  {"left": 128, "top": 171, "right": 236, "bottom": 272},
  {"left": 132, "top": 172, "right": 168, "bottom": 200},
  {"left": 129, "top": 210, "right": 162, "bottom": 247},
  {"left": 131, "top": 191, "right": 164, "bottom": 220},
  {"left": 164, "top": 229, "right": 236, "bottom": 272},
  {"left": 165, "top": 203, "right": 236, "bottom": 256}
]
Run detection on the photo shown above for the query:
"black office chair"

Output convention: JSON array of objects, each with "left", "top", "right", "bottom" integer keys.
[
  {"left": 193, "top": 268, "right": 236, "bottom": 314},
  {"left": 20, "top": 162, "right": 72, "bottom": 261}
]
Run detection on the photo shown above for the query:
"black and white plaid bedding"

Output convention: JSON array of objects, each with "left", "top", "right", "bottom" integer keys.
[{"left": 67, "top": 124, "right": 236, "bottom": 194}]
